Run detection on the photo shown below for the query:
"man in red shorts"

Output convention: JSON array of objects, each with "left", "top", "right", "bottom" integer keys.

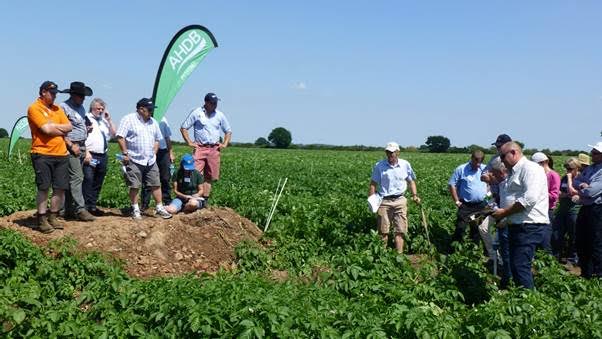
[{"left": 180, "top": 92, "right": 232, "bottom": 202}]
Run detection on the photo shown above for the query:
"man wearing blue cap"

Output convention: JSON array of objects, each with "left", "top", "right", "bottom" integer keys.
[{"left": 180, "top": 92, "right": 232, "bottom": 203}]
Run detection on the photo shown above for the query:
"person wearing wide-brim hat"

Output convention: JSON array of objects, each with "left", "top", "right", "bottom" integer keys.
[
  {"left": 573, "top": 142, "right": 602, "bottom": 278},
  {"left": 60, "top": 81, "right": 96, "bottom": 222}
]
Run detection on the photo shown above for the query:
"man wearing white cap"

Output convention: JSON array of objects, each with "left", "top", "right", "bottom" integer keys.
[
  {"left": 369, "top": 142, "right": 420, "bottom": 253},
  {"left": 573, "top": 142, "right": 602, "bottom": 278}
]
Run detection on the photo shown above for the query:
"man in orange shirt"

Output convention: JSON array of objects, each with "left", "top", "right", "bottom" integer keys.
[{"left": 27, "top": 81, "right": 73, "bottom": 233}]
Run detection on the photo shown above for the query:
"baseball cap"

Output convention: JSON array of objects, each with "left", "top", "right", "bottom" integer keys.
[
  {"left": 204, "top": 92, "right": 220, "bottom": 104},
  {"left": 180, "top": 154, "right": 195, "bottom": 171},
  {"left": 492, "top": 134, "right": 512, "bottom": 147},
  {"left": 587, "top": 141, "right": 602, "bottom": 153},
  {"left": 531, "top": 152, "right": 548, "bottom": 163},
  {"left": 385, "top": 142, "right": 400, "bottom": 152},
  {"left": 39, "top": 81, "right": 61, "bottom": 94},
  {"left": 136, "top": 98, "right": 157, "bottom": 110}
]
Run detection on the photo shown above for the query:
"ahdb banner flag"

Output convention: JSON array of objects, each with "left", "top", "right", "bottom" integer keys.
[
  {"left": 152, "top": 25, "right": 218, "bottom": 122},
  {"left": 8, "top": 116, "right": 28, "bottom": 157}
]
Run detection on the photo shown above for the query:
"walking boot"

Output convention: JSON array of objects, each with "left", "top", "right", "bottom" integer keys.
[
  {"left": 48, "top": 211, "right": 64, "bottom": 229},
  {"left": 37, "top": 213, "right": 54, "bottom": 234},
  {"left": 77, "top": 209, "right": 96, "bottom": 222}
]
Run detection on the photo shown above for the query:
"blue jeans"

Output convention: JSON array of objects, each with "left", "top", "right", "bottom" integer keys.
[
  {"left": 509, "top": 223, "right": 545, "bottom": 289},
  {"left": 82, "top": 152, "right": 108, "bottom": 211}
]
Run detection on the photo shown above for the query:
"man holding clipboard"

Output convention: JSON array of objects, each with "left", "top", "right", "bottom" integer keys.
[{"left": 368, "top": 142, "right": 420, "bottom": 254}]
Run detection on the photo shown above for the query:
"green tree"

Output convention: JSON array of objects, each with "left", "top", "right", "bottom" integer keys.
[
  {"left": 254, "top": 137, "right": 270, "bottom": 147},
  {"left": 424, "top": 135, "right": 451, "bottom": 153},
  {"left": 0, "top": 128, "right": 8, "bottom": 138},
  {"left": 268, "top": 127, "right": 292, "bottom": 149}
]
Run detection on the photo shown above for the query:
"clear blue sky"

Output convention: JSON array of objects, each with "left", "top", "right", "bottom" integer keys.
[{"left": 1, "top": 1, "right": 600, "bottom": 150}]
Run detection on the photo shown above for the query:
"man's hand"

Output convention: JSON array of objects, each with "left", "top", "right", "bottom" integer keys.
[
  {"left": 84, "top": 151, "right": 92, "bottom": 164},
  {"left": 412, "top": 195, "right": 421, "bottom": 204},
  {"left": 217, "top": 143, "right": 227, "bottom": 151},
  {"left": 121, "top": 154, "right": 130, "bottom": 165},
  {"left": 579, "top": 183, "right": 590, "bottom": 189},
  {"left": 169, "top": 150, "right": 176, "bottom": 163},
  {"left": 492, "top": 208, "right": 506, "bottom": 221},
  {"left": 455, "top": 200, "right": 463, "bottom": 208},
  {"left": 188, "top": 141, "right": 197, "bottom": 148},
  {"left": 71, "top": 143, "right": 81, "bottom": 157}
]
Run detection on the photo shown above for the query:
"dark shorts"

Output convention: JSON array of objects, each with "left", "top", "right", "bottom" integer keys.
[
  {"left": 124, "top": 162, "right": 161, "bottom": 189},
  {"left": 31, "top": 153, "right": 69, "bottom": 191}
]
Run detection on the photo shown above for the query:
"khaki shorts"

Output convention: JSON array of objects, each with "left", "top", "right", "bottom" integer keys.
[
  {"left": 377, "top": 196, "right": 408, "bottom": 235},
  {"left": 124, "top": 162, "right": 161, "bottom": 189}
]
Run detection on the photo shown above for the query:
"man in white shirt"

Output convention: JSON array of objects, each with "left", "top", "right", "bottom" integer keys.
[
  {"left": 492, "top": 142, "right": 549, "bottom": 289},
  {"left": 83, "top": 98, "right": 116, "bottom": 215}
]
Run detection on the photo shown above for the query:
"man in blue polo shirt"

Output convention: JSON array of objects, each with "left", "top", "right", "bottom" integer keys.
[
  {"left": 449, "top": 150, "right": 496, "bottom": 262},
  {"left": 369, "top": 142, "right": 421, "bottom": 254}
]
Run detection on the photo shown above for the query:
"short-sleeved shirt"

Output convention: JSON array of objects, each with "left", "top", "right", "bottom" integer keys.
[
  {"left": 181, "top": 107, "right": 231, "bottom": 144},
  {"left": 85, "top": 112, "right": 112, "bottom": 154},
  {"left": 61, "top": 99, "right": 88, "bottom": 142},
  {"left": 27, "top": 98, "right": 70, "bottom": 156},
  {"left": 448, "top": 162, "right": 487, "bottom": 203},
  {"left": 116, "top": 113, "right": 164, "bottom": 166},
  {"left": 371, "top": 159, "right": 416, "bottom": 197},
  {"left": 158, "top": 116, "right": 171, "bottom": 150},
  {"left": 172, "top": 169, "right": 203, "bottom": 195}
]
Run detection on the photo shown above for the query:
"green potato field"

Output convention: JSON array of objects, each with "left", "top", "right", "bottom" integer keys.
[{"left": 1, "top": 139, "right": 601, "bottom": 337}]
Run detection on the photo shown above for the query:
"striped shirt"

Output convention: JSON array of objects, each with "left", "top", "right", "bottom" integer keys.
[{"left": 116, "top": 112, "right": 163, "bottom": 166}]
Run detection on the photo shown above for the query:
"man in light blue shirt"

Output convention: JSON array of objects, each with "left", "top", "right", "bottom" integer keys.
[
  {"left": 449, "top": 150, "right": 496, "bottom": 264},
  {"left": 369, "top": 142, "right": 420, "bottom": 254},
  {"left": 180, "top": 92, "right": 232, "bottom": 202},
  {"left": 573, "top": 142, "right": 602, "bottom": 278}
]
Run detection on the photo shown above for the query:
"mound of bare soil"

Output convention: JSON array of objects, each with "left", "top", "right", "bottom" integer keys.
[{"left": 0, "top": 207, "right": 263, "bottom": 278}]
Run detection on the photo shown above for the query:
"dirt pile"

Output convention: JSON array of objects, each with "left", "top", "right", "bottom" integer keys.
[{"left": 0, "top": 207, "right": 263, "bottom": 278}]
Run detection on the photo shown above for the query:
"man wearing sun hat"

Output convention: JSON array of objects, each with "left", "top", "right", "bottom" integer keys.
[
  {"left": 60, "top": 81, "right": 96, "bottom": 222},
  {"left": 369, "top": 142, "right": 421, "bottom": 254},
  {"left": 27, "top": 81, "right": 73, "bottom": 233},
  {"left": 180, "top": 92, "right": 232, "bottom": 203},
  {"left": 573, "top": 142, "right": 602, "bottom": 278}
]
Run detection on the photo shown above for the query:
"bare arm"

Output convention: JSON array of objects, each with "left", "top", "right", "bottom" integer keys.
[
  {"left": 180, "top": 127, "right": 195, "bottom": 148},
  {"left": 117, "top": 136, "right": 129, "bottom": 164},
  {"left": 492, "top": 201, "right": 525, "bottom": 220},
  {"left": 409, "top": 180, "right": 420, "bottom": 203},
  {"left": 153, "top": 141, "right": 159, "bottom": 155},
  {"left": 449, "top": 185, "right": 461, "bottom": 207},
  {"left": 369, "top": 180, "right": 377, "bottom": 197},
  {"left": 220, "top": 131, "right": 232, "bottom": 149},
  {"left": 40, "top": 122, "right": 72, "bottom": 136}
]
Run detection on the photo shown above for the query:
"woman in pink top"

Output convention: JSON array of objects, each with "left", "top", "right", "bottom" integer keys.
[{"left": 532, "top": 152, "right": 561, "bottom": 253}]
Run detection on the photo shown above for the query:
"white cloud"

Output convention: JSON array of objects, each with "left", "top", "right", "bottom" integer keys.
[{"left": 293, "top": 81, "right": 307, "bottom": 90}]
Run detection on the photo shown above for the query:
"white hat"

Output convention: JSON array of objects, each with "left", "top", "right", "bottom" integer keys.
[
  {"left": 531, "top": 152, "right": 548, "bottom": 163},
  {"left": 587, "top": 141, "right": 602, "bottom": 153},
  {"left": 385, "top": 142, "right": 400, "bottom": 152}
]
